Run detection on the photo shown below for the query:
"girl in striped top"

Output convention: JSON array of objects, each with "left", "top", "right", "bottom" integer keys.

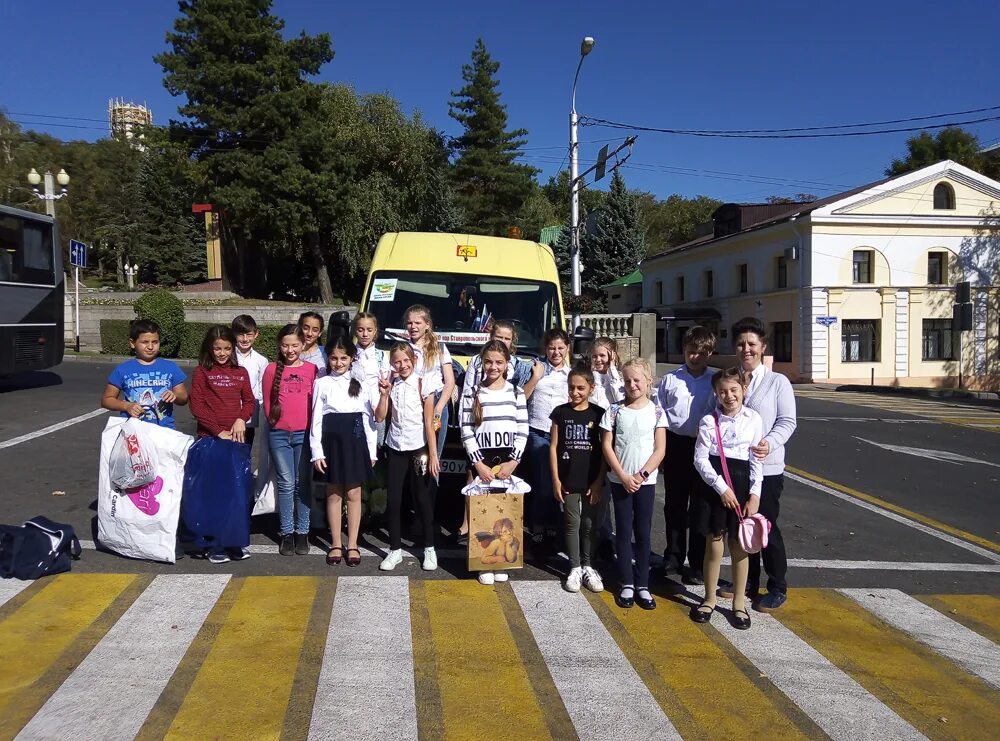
[{"left": 460, "top": 340, "right": 529, "bottom": 585}]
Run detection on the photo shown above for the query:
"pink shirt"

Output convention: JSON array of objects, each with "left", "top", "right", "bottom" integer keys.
[{"left": 262, "top": 362, "right": 317, "bottom": 432}]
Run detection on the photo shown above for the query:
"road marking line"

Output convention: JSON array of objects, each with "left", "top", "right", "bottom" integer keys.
[
  {"left": 918, "top": 594, "right": 1000, "bottom": 644},
  {"left": 684, "top": 587, "right": 927, "bottom": 741},
  {"left": 308, "top": 577, "right": 417, "bottom": 741},
  {"left": 0, "top": 574, "right": 139, "bottom": 739},
  {"left": 0, "top": 409, "right": 107, "bottom": 450},
  {"left": 163, "top": 576, "right": 316, "bottom": 740},
  {"left": 840, "top": 588, "right": 1000, "bottom": 691},
  {"left": 786, "top": 467, "right": 1000, "bottom": 561},
  {"left": 408, "top": 582, "right": 445, "bottom": 739},
  {"left": 779, "top": 589, "right": 1000, "bottom": 738},
  {"left": 0, "top": 579, "right": 30, "bottom": 608},
  {"left": 17, "top": 575, "right": 229, "bottom": 741},
  {"left": 512, "top": 580, "right": 680, "bottom": 740},
  {"left": 424, "top": 581, "right": 551, "bottom": 739}
]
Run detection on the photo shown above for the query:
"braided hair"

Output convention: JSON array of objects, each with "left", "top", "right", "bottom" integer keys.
[
  {"left": 326, "top": 329, "right": 362, "bottom": 397},
  {"left": 473, "top": 340, "right": 511, "bottom": 426},
  {"left": 268, "top": 324, "right": 305, "bottom": 425}
]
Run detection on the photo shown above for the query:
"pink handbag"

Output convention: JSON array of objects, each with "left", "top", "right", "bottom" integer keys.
[{"left": 714, "top": 413, "right": 771, "bottom": 554}]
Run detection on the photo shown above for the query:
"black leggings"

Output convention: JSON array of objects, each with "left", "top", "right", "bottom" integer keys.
[{"left": 386, "top": 446, "right": 437, "bottom": 549}]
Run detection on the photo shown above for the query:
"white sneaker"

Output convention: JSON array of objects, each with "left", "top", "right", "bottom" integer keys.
[
  {"left": 478, "top": 572, "right": 495, "bottom": 585},
  {"left": 493, "top": 572, "right": 509, "bottom": 583},
  {"left": 565, "top": 567, "right": 584, "bottom": 593},
  {"left": 379, "top": 549, "right": 403, "bottom": 571},
  {"left": 422, "top": 547, "right": 438, "bottom": 571},
  {"left": 582, "top": 566, "right": 604, "bottom": 593}
]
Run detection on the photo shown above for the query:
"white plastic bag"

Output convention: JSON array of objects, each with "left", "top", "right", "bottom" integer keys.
[
  {"left": 252, "top": 475, "right": 276, "bottom": 516},
  {"left": 98, "top": 417, "right": 193, "bottom": 563},
  {"left": 108, "top": 418, "right": 159, "bottom": 490},
  {"left": 251, "top": 416, "right": 275, "bottom": 516}
]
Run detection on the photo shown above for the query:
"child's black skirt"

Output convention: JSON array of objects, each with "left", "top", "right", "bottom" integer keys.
[
  {"left": 692, "top": 455, "right": 751, "bottom": 538},
  {"left": 467, "top": 446, "right": 516, "bottom": 472},
  {"left": 316, "top": 412, "right": 373, "bottom": 486}
]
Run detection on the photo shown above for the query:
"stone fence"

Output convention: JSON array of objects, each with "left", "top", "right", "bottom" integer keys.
[{"left": 575, "top": 312, "right": 657, "bottom": 369}]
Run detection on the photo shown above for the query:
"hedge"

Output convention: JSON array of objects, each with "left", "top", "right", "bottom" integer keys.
[
  {"left": 100, "top": 320, "right": 317, "bottom": 362},
  {"left": 134, "top": 289, "right": 185, "bottom": 357}
]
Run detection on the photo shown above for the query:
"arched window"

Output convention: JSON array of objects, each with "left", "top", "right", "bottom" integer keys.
[{"left": 933, "top": 182, "right": 955, "bottom": 210}]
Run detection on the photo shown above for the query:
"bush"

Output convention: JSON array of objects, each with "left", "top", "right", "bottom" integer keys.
[
  {"left": 178, "top": 322, "right": 215, "bottom": 360},
  {"left": 134, "top": 289, "right": 185, "bottom": 357},
  {"left": 100, "top": 320, "right": 133, "bottom": 356}
]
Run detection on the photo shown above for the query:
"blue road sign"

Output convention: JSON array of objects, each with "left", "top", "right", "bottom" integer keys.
[
  {"left": 816, "top": 316, "right": 837, "bottom": 327},
  {"left": 69, "top": 239, "right": 88, "bottom": 269}
]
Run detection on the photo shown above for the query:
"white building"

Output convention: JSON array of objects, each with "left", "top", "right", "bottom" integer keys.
[{"left": 640, "top": 161, "right": 1000, "bottom": 388}]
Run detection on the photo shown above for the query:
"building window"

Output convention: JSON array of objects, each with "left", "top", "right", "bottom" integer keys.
[
  {"left": 705, "top": 270, "right": 714, "bottom": 298},
  {"left": 654, "top": 280, "right": 663, "bottom": 304},
  {"left": 841, "top": 319, "right": 880, "bottom": 362},
  {"left": 772, "top": 321, "right": 792, "bottom": 362},
  {"left": 738, "top": 263, "right": 748, "bottom": 293},
  {"left": 776, "top": 256, "right": 788, "bottom": 289},
  {"left": 852, "top": 250, "right": 873, "bottom": 284},
  {"left": 676, "top": 275, "right": 685, "bottom": 302},
  {"left": 927, "top": 252, "right": 948, "bottom": 285},
  {"left": 933, "top": 182, "right": 955, "bottom": 210},
  {"left": 922, "top": 319, "right": 955, "bottom": 361}
]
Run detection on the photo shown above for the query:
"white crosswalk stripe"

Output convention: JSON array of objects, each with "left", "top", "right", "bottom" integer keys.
[{"left": 0, "top": 578, "right": 30, "bottom": 608}]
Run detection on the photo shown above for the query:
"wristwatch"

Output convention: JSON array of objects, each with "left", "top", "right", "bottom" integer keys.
[{"left": 639, "top": 470, "right": 650, "bottom": 481}]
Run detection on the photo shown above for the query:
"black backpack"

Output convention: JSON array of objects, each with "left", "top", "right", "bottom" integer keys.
[{"left": 0, "top": 516, "right": 82, "bottom": 580}]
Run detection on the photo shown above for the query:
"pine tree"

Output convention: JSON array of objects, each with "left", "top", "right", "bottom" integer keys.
[
  {"left": 448, "top": 39, "right": 538, "bottom": 235},
  {"left": 585, "top": 171, "right": 646, "bottom": 308}
]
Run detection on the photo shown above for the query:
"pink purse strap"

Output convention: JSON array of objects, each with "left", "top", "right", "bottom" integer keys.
[{"left": 714, "top": 412, "right": 743, "bottom": 519}]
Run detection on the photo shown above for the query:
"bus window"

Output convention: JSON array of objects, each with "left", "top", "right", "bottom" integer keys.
[{"left": 0, "top": 215, "right": 54, "bottom": 284}]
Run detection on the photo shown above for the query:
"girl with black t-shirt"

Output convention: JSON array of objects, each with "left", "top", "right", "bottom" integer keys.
[{"left": 549, "top": 366, "right": 607, "bottom": 594}]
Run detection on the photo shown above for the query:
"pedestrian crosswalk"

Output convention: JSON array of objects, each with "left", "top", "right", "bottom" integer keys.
[
  {"left": 794, "top": 388, "right": 1000, "bottom": 431},
  {"left": 1, "top": 574, "right": 999, "bottom": 740}
]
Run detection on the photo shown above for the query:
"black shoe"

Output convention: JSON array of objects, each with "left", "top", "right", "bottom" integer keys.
[
  {"left": 718, "top": 580, "right": 758, "bottom": 599},
  {"left": 732, "top": 608, "right": 752, "bottom": 630},
  {"left": 661, "top": 556, "right": 681, "bottom": 575},
  {"left": 228, "top": 547, "right": 251, "bottom": 561},
  {"left": 636, "top": 591, "right": 656, "bottom": 610},
  {"left": 757, "top": 591, "right": 787, "bottom": 612},
  {"left": 615, "top": 590, "right": 635, "bottom": 609},
  {"left": 689, "top": 601, "right": 715, "bottom": 623},
  {"left": 681, "top": 570, "right": 704, "bottom": 586},
  {"left": 294, "top": 533, "right": 309, "bottom": 555},
  {"left": 279, "top": 535, "right": 295, "bottom": 556}
]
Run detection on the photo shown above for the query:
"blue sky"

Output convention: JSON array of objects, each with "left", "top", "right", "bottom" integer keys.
[{"left": 3, "top": 0, "right": 999, "bottom": 203}]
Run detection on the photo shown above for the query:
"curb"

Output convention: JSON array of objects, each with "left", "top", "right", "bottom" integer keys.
[
  {"left": 836, "top": 384, "right": 1000, "bottom": 407},
  {"left": 60, "top": 353, "right": 198, "bottom": 367}
]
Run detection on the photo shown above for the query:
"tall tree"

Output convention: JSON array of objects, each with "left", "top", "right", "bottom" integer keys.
[
  {"left": 540, "top": 169, "right": 607, "bottom": 225},
  {"left": 448, "top": 39, "right": 538, "bottom": 235},
  {"left": 886, "top": 127, "right": 1000, "bottom": 179},
  {"left": 636, "top": 193, "right": 721, "bottom": 256},
  {"left": 585, "top": 171, "right": 646, "bottom": 308},
  {"left": 156, "top": 0, "right": 334, "bottom": 298}
]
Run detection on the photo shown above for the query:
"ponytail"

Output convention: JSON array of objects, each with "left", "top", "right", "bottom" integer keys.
[
  {"left": 472, "top": 379, "right": 485, "bottom": 427},
  {"left": 268, "top": 324, "right": 305, "bottom": 425},
  {"left": 348, "top": 378, "right": 362, "bottom": 398}
]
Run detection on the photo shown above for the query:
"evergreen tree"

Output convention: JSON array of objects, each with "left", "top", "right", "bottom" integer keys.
[
  {"left": 585, "top": 171, "right": 646, "bottom": 307},
  {"left": 886, "top": 127, "right": 1000, "bottom": 179},
  {"left": 448, "top": 39, "right": 538, "bottom": 235}
]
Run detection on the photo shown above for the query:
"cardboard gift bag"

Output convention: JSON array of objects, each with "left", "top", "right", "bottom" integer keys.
[{"left": 463, "top": 476, "right": 531, "bottom": 572}]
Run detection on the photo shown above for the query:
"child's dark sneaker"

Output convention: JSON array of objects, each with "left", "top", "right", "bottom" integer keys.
[
  {"left": 207, "top": 550, "right": 230, "bottom": 564},
  {"left": 757, "top": 591, "right": 787, "bottom": 612},
  {"left": 294, "top": 533, "right": 310, "bottom": 555},
  {"left": 228, "top": 548, "right": 250, "bottom": 561},
  {"left": 279, "top": 535, "right": 295, "bottom": 556}
]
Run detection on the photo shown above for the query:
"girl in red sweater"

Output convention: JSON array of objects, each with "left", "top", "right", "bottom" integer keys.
[{"left": 186, "top": 325, "right": 256, "bottom": 563}]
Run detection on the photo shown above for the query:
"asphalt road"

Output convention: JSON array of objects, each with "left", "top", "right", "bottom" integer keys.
[{"left": 2, "top": 359, "right": 998, "bottom": 594}]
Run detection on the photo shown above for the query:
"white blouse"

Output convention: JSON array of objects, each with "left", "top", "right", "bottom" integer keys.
[
  {"left": 355, "top": 344, "right": 390, "bottom": 388},
  {"left": 412, "top": 341, "right": 452, "bottom": 397},
  {"left": 527, "top": 361, "right": 570, "bottom": 432},
  {"left": 386, "top": 373, "right": 431, "bottom": 452},
  {"left": 693, "top": 405, "right": 765, "bottom": 498},
  {"left": 309, "top": 372, "right": 378, "bottom": 462},
  {"left": 590, "top": 367, "right": 625, "bottom": 409}
]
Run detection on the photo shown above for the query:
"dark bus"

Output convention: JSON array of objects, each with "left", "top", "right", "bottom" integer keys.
[{"left": 0, "top": 205, "right": 64, "bottom": 374}]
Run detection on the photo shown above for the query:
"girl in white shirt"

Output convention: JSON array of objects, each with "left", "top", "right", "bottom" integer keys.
[
  {"left": 311, "top": 334, "right": 384, "bottom": 568},
  {"left": 589, "top": 337, "right": 625, "bottom": 409},
  {"left": 690, "top": 366, "right": 764, "bottom": 631},
  {"left": 460, "top": 340, "right": 529, "bottom": 586},
  {"left": 353, "top": 311, "right": 390, "bottom": 446},
  {"left": 600, "top": 357, "right": 667, "bottom": 611},
  {"left": 406, "top": 305, "right": 455, "bottom": 459},
  {"left": 378, "top": 343, "right": 439, "bottom": 573},
  {"left": 523, "top": 328, "right": 571, "bottom": 541}
]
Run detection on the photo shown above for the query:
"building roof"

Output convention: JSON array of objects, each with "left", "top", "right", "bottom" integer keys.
[
  {"left": 603, "top": 269, "right": 642, "bottom": 288},
  {"left": 538, "top": 225, "right": 562, "bottom": 246},
  {"left": 643, "top": 177, "right": 891, "bottom": 263}
]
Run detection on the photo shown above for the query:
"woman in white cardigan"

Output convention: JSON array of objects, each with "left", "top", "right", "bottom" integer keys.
[{"left": 727, "top": 317, "right": 797, "bottom": 611}]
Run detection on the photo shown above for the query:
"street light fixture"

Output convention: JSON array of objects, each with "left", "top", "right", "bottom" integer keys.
[
  {"left": 26, "top": 168, "right": 71, "bottom": 217},
  {"left": 125, "top": 262, "right": 139, "bottom": 290},
  {"left": 570, "top": 36, "right": 595, "bottom": 328}
]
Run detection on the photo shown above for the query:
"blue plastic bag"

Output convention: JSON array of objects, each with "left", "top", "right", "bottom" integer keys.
[{"left": 180, "top": 437, "right": 252, "bottom": 551}]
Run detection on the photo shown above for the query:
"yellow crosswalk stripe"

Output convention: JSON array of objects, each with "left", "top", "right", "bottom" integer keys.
[
  {"left": 163, "top": 576, "right": 318, "bottom": 740},
  {"left": 918, "top": 594, "right": 1000, "bottom": 645},
  {"left": 776, "top": 589, "right": 1000, "bottom": 739},
  {"left": 422, "top": 580, "right": 552, "bottom": 740},
  {"left": 794, "top": 389, "right": 1000, "bottom": 432},
  {"left": 0, "top": 574, "right": 143, "bottom": 739}
]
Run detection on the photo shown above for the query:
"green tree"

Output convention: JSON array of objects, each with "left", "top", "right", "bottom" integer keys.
[
  {"left": 448, "top": 39, "right": 538, "bottom": 235},
  {"left": 585, "top": 171, "right": 646, "bottom": 308},
  {"left": 540, "top": 169, "right": 607, "bottom": 224},
  {"left": 156, "top": 0, "right": 335, "bottom": 298},
  {"left": 636, "top": 193, "right": 721, "bottom": 256},
  {"left": 886, "top": 127, "right": 1000, "bottom": 179}
]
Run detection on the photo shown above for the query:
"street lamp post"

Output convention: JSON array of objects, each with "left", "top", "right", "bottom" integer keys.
[
  {"left": 125, "top": 262, "right": 139, "bottom": 291},
  {"left": 27, "top": 168, "right": 70, "bottom": 218},
  {"left": 570, "top": 36, "right": 595, "bottom": 329}
]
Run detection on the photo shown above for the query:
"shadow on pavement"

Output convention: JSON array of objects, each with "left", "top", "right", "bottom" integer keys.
[{"left": 0, "top": 371, "right": 63, "bottom": 393}]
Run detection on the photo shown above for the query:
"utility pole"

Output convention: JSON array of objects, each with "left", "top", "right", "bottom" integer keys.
[{"left": 570, "top": 37, "right": 595, "bottom": 329}]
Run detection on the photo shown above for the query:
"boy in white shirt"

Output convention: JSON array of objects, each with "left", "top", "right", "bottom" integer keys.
[
  {"left": 657, "top": 326, "right": 717, "bottom": 585},
  {"left": 232, "top": 315, "right": 269, "bottom": 450}
]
